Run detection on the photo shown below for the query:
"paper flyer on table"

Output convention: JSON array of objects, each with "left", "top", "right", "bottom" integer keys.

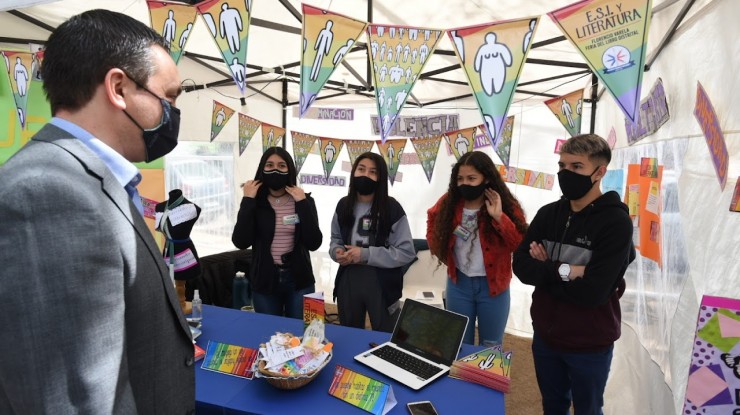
[
  {"left": 201, "top": 341, "right": 259, "bottom": 379},
  {"left": 328, "top": 365, "right": 396, "bottom": 415}
]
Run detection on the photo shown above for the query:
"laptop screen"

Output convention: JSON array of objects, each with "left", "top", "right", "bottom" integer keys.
[{"left": 390, "top": 299, "right": 468, "bottom": 365}]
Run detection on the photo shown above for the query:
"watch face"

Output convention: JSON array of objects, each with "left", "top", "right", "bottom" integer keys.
[{"left": 559, "top": 263, "right": 569, "bottom": 276}]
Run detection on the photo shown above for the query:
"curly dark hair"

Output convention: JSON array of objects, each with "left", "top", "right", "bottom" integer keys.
[{"left": 430, "top": 151, "right": 527, "bottom": 262}]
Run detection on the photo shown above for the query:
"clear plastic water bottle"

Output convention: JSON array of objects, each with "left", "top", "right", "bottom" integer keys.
[
  {"left": 191, "top": 289, "right": 202, "bottom": 322},
  {"left": 232, "top": 271, "right": 252, "bottom": 310}
]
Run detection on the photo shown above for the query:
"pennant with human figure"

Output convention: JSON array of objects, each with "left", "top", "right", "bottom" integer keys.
[
  {"left": 210, "top": 101, "right": 234, "bottom": 142},
  {"left": 376, "top": 139, "right": 406, "bottom": 185},
  {"left": 197, "top": 0, "right": 252, "bottom": 94},
  {"left": 545, "top": 89, "right": 584, "bottom": 137},
  {"left": 238, "top": 113, "right": 260, "bottom": 155},
  {"left": 344, "top": 140, "right": 375, "bottom": 166},
  {"left": 447, "top": 17, "right": 539, "bottom": 149},
  {"left": 261, "top": 122, "right": 285, "bottom": 151},
  {"left": 290, "top": 131, "right": 318, "bottom": 174},
  {"left": 443, "top": 126, "right": 478, "bottom": 161},
  {"left": 367, "top": 24, "right": 443, "bottom": 143},
  {"left": 410, "top": 136, "right": 442, "bottom": 183},
  {"left": 299, "top": 4, "right": 367, "bottom": 118},
  {"left": 2, "top": 51, "right": 35, "bottom": 129},
  {"left": 147, "top": 1, "right": 198, "bottom": 64},
  {"left": 493, "top": 115, "right": 515, "bottom": 166},
  {"left": 549, "top": 0, "right": 652, "bottom": 123},
  {"left": 319, "top": 137, "right": 344, "bottom": 180}
]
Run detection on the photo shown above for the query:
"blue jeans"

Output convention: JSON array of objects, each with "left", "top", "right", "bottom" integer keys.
[
  {"left": 251, "top": 269, "right": 314, "bottom": 319},
  {"left": 532, "top": 334, "right": 613, "bottom": 415},
  {"left": 446, "top": 269, "right": 510, "bottom": 345}
]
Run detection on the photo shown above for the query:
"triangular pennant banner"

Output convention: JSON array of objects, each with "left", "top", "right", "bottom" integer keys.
[
  {"left": 410, "top": 136, "right": 442, "bottom": 183},
  {"left": 238, "top": 113, "right": 260, "bottom": 156},
  {"left": 549, "top": 0, "right": 652, "bottom": 123},
  {"left": 344, "top": 140, "right": 375, "bottom": 166},
  {"left": 2, "top": 51, "right": 35, "bottom": 129},
  {"left": 544, "top": 88, "right": 584, "bottom": 137},
  {"left": 367, "top": 24, "right": 443, "bottom": 143},
  {"left": 147, "top": 1, "right": 199, "bottom": 64},
  {"left": 197, "top": 0, "right": 252, "bottom": 94},
  {"left": 493, "top": 115, "right": 515, "bottom": 166},
  {"left": 376, "top": 138, "right": 406, "bottom": 185},
  {"left": 319, "top": 137, "right": 345, "bottom": 179},
  {"left": 261, "top": 123, "right": 285, "bottom": 151},
  {"left": 290, "top": 131, "right": 318, "bottom": 174},
  {"left": 448, "top": 17, "right": 539, "bottom": 148},
  {"left": 442, "top": 126, "right": 478, "bottom": 161},
  {"left": 299, "top": 4, "right": 367, "bottom": 118},
  {"left": 210, "top": 101, "right": 235, "bottom": 142},
  {"left": 31, "top": 50, "right": 43, "bottom": 82}
]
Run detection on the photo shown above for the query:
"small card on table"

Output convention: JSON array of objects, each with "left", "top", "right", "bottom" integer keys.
[
  {"left": 201, "top": 341, "right": 259, "bottom": 379},
  {"left": 328, "top": 365, "right": 396, "bottom": 415}
]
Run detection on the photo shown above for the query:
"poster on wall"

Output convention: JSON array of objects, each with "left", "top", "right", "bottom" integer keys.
[
  {"left": 549, "top": 0, "right": 653, "bottom": 123},
  {"left": 447, "top": 17, "right": 539, "bottom": 149},
  {"left": 147, "top": 1, "right": 199, "bottom": 64},
  {"left": 625, "top": 77, "right": 670, "bottom": 145},
  {"left": 694, "top": 81, "right": 728, "bottom": 191},
  {"left": 625, "top": 162, "right": 662, "bottom": 265},
  {"left": 731, "top": 178, "right": 740, "bottom": 213},
  {"left": 682, "top": 295, "right": 740, "bottom": 415}
]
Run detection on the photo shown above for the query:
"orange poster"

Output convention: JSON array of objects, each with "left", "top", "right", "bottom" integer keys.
[{"left": 626, "top": 163, "right": 662, "bottom": 266}]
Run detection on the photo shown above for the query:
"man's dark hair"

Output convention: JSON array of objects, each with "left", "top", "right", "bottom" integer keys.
[
  {"left": 560, "top": 133, "right": 612, "bottom": 165},
  {"left": 41, "top": 9, "right": 168, "bottom": 114}
]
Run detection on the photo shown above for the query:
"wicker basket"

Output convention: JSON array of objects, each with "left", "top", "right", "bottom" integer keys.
[{"left": 255, "top": 344, "right": 333, "bottom": 390}]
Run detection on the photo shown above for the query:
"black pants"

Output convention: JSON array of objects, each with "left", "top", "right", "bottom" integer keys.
[{"left": 336, "top": 265, "right": 399, "bottom": 332}]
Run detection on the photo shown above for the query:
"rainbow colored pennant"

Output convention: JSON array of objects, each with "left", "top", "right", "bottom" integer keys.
[
  {"left": 447, "top": 17, "right": 539, "bottom": 150},
  {"left": 410, "top": 135, "right": 442, "bottom": 183},
  {"left": 376, "top": 138, "right": 406, "bottom": 185},
  {"left": 494, "top": 115, "right": 515, "bottom": 167},
  {"left": 2, "top": 51, "right": 35, "bottom": 129},
  {"left": 299, "top": 4, "right": 367, "bottom": 118},
  {"left": 544, "top": 88, "right": 584, "bottom": 137},
  {"left": 367, "top": 24, "right": 443, "bottom": 143},
  {"left": 548, "top": 0, "right": 652, "bottom": 123},
  {"left": 197, "top": 0, "right": 252, "bottom": 94},
  {"left": 344, "top": 140, "right": 375, "bottom": 167},
  {"left": 238, "top": 112, "right": 260, "bottom": 155},
  {"left": 290, "top": 131, "right": 319, "bottom": 174},
  {"left": 210, "top": 100, "right": 234, "bottom": 142},
  {"left": 442, "top": 126, "right": 478, "bottom": 161},
  {"left": 147, "top": 1, "right": 198, "bottom": 64},
  {"left": 319, "top": 137, "right": 345, "bottom": 179},
  {"left": 261, "top": 122, "right": 285, "bottom": 151}
]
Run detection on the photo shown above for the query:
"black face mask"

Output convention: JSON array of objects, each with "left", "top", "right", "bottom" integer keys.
[
  {"left": 123, "top": 81, "right": 180, "bottom": 163},
  {"left": 354, "top": 175, "right": 378, "bottom": 196},
  {"left": 262, "top": 169, "right": 290, "bottom": 190},
  {"left": 558, "top": 167, "right": 599, "bottom": 200},
  {"left": 458, "top": 182, "right": 487, "bottom": 200}
]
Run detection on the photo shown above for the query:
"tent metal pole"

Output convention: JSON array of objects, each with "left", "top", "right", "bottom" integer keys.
[
  {"left": 645, "top": 0, "right": 696, "bottom": 70},
  {"left": 589, "top": 73, "right": 598, "bottom": 134},
  {"left": 282, "top": 78, "right": 288, "bottom": 145},
  {"left": 366, "top": 0, "right": 373, "bottom": 89}
]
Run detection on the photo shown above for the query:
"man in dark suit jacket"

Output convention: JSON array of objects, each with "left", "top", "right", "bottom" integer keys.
[{"left": 0, "top": 10, "right": 194, "bottom": 413}]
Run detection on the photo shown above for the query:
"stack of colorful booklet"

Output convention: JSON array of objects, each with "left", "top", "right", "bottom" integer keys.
[{"left": 449, "top": 344, "right": 512, "bottom": 393}]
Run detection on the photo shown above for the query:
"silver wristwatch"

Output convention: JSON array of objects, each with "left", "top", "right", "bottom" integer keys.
[{"left": 558, "top": 263, "right": 571, "bottom": 282}]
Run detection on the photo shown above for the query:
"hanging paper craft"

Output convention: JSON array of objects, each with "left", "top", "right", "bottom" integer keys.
[
  {"left": 731, "top": 178, "right": 740, "bottom": 213},
  {"left": 210, "top": 100, "right": 234, "bottom": 142},
  {"left": 2, "top": 51, "right": 35, "bottom": 129},
  {"left": 549, "top": 0, "right": 652, "bottom": 123},
  {"left": 197, "top": 0, "right": 252, "bottom": 94},
  {"left": 544, "top": 88, "right": 584, "bottom": 137},
  {"left": 261, "top": 122, "right": 285, "bottom": 151},
  {"left": 493, "top": 115, "right": 515, "bottom": 166},
  {"left": 290, "top": 131, "right": 319, "bottom": 174},
  {"left": 682, "top": 295, "right": 740, "bottom": 415},
  {"left": 299, "top": 4, "right": 367, "bottom": 117},
  {"left": 238, "top": 113, "right": 260, "bottom": 156},
  {"left": 31, "top": 50, "right": 43, "bottom": 82},
  {"left": 442, "top": 126, "right": 478, "bottom": 161},
  {"left": 376, "top": 138, "right": 406, "bottom": 185},
  {"left": 694, "top": 82, "right": 728, "bottom": 191},
  {"left": 319, "top": 137, "right": 345, "bottom": 180},
  {"left": 448, "top": 17, "right": 539, "bottom": 148},
  {"left": 367, "top": 24, "right": 443, "bottom": 143},
  {"left": 344, "top": 140, "right": 375, "bottom": 166},
  {"left": 147, "top": 1, "right": 198, "bottom": 64},
  {"left": 410, "top": 135, "right": 442, "bottom": 183}
]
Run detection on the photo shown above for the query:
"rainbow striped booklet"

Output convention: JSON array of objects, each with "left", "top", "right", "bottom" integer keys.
[
  {"left": 201, "top": 341, "right": 260, "bottom": 379},
  {"left": 328, "top": 365, "right": 396, "bottom": 415}
]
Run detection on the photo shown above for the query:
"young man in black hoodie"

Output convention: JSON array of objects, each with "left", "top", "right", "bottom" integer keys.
[{"left": 513, "top": 134, "right": 635, "bottom": 415}]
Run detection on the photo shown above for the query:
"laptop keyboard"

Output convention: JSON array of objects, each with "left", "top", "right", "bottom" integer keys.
[{"left": 371, "top": 345, "right": 443, "bottom": 380}]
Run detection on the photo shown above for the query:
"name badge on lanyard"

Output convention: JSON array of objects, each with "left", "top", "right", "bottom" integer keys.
[
  {"left": 283, "top": 214, "right": 300, "bottom": 225},
  {"left": 362, "top": 217, "right": 372, "bottom": 231},
  {"left": 453, "top": 225, "right": 472, "bottom": 241}
]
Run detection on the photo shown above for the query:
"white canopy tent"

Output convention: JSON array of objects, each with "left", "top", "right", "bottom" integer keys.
[{"left": 1, "top": 1, "right": 739, "bottom": 414}]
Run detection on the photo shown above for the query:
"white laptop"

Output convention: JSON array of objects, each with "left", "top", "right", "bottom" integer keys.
[{"left": 354, "top": 299, "right": 469, "bottom": 390}]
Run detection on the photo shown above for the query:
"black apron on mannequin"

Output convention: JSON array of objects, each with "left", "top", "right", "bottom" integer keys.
[{"left": 155, "top": 189, "right": 202, "bottom": 281}]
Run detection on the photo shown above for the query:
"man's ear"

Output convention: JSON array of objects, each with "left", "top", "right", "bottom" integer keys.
[{"left": 104, "top": 68, "right": 128, "bottom": 111}]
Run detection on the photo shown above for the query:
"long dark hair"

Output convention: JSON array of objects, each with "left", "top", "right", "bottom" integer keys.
[
  {"left": 339, "top": 152, "right": 392, "bottom": 240},
  {"left": 431, "top": 151, "right": 527, "bottom": 259},
  {"left": 253, "top": 147, "right": 297, "bottom": 200}
]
